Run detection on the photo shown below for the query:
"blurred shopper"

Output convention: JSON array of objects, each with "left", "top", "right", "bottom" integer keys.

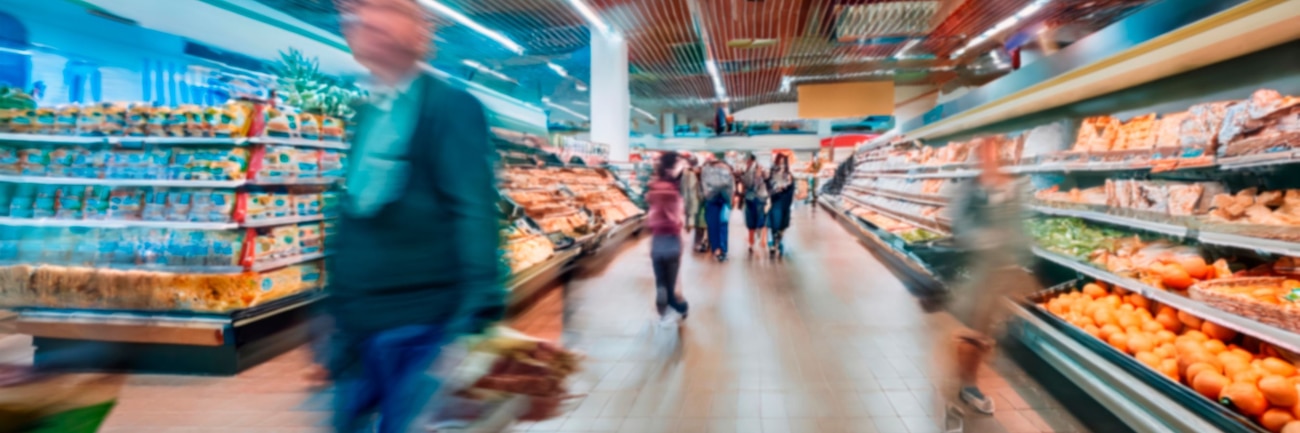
[
  {"left": 766, "top": 154, "right": 796, "bottom": 257},
  {"left": 945, "top": 138, "right": 1035, "bottom": 416},
  {"left": 739, "top": 153, "right": 769, "bottom": 254},
  {"left": 680, "top": 156, "right": 701, "bottom": 239},
  {"left": 326, "top": 0, "right": 505, "bottom": 431},
  {"left": 646, "top": 152, "right": 690, "bottom": 324},
  {"left": 701, "top": 153, "right": 735, "bottom": 261}
]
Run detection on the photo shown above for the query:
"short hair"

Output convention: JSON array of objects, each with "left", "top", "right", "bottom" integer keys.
[{"left": 657, "top": 152, "right": 680, "bottom": 180}]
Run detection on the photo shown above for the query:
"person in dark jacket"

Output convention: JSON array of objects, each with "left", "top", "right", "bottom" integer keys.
[
  {"left": 325, "top": 0, "right": 504, "bottom": 431},
  {"left": 646, "top": 152, "right": 689, "bottom": 324},
  {"left": 766, "top": 153, "right": 796, "bottom": 257},
  {"left": 700, "top": 154, "right": 736, "bottom": 261}
]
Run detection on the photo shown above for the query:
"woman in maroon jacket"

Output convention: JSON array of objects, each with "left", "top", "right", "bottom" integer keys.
[{"left": 646, "top": 152, "right": 690, "bottom": 324}]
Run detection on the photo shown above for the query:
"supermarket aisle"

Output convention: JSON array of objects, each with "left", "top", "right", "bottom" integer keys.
[
  {"left": 531, "top": 205, "right": 1086, "bottom": 433},
  {"left": 93, "top": 205, "right": 1083, "bottom": 433}
]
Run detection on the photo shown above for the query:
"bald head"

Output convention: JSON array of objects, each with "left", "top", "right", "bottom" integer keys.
[{"left": 339, "top": 0, "right": 431, "bottom": 85}]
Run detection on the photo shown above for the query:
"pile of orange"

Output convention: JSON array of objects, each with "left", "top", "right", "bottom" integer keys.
[{"left": 1043, "top": 281, "right": 1300, "bottom": 432}]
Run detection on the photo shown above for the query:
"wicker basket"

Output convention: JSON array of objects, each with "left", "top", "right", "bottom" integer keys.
[{"left": 1189, "top": 277, "right": 1300, "bottom": 333}]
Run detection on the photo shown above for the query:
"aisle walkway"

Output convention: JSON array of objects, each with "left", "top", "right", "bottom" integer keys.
[
  {"left": 527, "top": 205, "right": 1085, "bottom": 433},
  {"left": 91, "top": 205, "right": 1085, "bottom": 432}
]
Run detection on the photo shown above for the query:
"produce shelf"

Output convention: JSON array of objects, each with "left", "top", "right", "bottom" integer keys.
[
  {"left": 249, "top": 251, "right": 327, "bottom": 272},
  {"left": 844, "top": 186, "right": 949, "bottom": 206},
  {"left": 1031, "top": 246, "right": 1300, "bottom": 354},
  {"left": 0, "top": 216, "right": 238, "bottom": 230},
  {"left": 0, "top": 174, "right": 244, "bottom": 188},
  {"left": 247, "top": 177, "right": 340, "bottom": 186},
  {"left": 1216, "top": 150, "right": 1300, "bottom": 171},
  {"left": 1008, "top": 299, "right": 1245, "bottom": 433},
  {"left": 242, "top": 214, "right": 329, "bottom": 228},
  {"left": 1026, "top": 204, "right": 1189, "bottom": 238},
  {"left": 0, "top": 133, "right": 351, "bottom": 149},
  {"left": 249, "top": 137, "right": 350, "bottom": 150},
  {"left": 843, "top": 194, "right": 951, "bottom": 235},
  {"left": 821, "top": 198, "right": 945, "bottom": 298},
  {"left": 0, "top": 133, "right": 108, "bottom": 144},
  {"left": 1195, "top": 230, "right": 1300, "bottom": 257}
]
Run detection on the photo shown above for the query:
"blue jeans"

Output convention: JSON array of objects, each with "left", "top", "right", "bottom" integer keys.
[
  {"left": 704, "top": 197, "right": 729, "bottom": 255},
  {"left": 333, "top": 324, "right": 446, "bottom": 433}
]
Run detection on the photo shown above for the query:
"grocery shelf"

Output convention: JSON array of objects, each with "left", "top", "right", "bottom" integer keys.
[
  {"left": 1026, "top": 204, "right": 1189, "bottom": 238},
  {"left": 1031, "top": 247, "right": 1300, "bottom": 353},
  {"left": 1217, "top": 150, "right": 1300, "bottom": 171},
  {"left": 0, "top": 133, "right": 107, "bottom": 144},
  {"left": 249, "top": 137, "right": 350, "bottom": 150},
  {"left": 842, "top": 194, "right": 951, "bottom": 235},
  {"left": 247, "top": 177, "right": 340, "bottom": 186},
  {"left": 249, "top": 251, "right": 327, "bottom": 272},
  {"left": 1196, "top": 230, "right": 1300, "bottom": 257},
  {"left": 845, "top": 186, "right": 948, "bottom": 206},
  {"left": 1008, "top": 300, "right": 1235, "bottom": 433},
  {"left": 242, "top": 214, "right": 328, "bottom": 228},
  {"left": 0, "top": 216, "right": 238, "bottom": 230},
  {"left": 115, "top": 137, "right": 247, "bottom": 145},
  {"left": 0, "top": 174, "right": 244, "bottom": 188}
]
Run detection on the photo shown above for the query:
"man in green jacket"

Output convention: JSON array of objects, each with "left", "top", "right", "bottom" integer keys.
[{"left": 325, "top": 0, "right": 504, "bottom": 431}]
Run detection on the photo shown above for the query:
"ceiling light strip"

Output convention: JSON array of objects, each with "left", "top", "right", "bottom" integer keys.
[
  {"left": 545, "top": 100, "right": 589, "bottom": 121},
  {"left": 563, "top": 0, "right": 614, "bottom": 37},
  {"left": 893, "top": 38, "right": 922, "bottom": 59},
  {"left": 461, "top": 59, "right": 516, "bottom": 83},
  {"left": 632, "top": 106, "right": 656, "bottom": 120},
  {"left": 951, "top": 0, "right": 1050, "bottom": 59},
  {"left": 417, "top": 0, "right": 524, "bottom": 54}
]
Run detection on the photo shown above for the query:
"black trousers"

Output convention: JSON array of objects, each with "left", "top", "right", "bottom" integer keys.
[{"left": 651, "top": 235, "right": 689, "bottom": 316}]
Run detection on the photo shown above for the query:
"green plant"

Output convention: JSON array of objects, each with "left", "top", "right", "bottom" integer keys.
[
  {"left": 272, "top": 49, "right": 366, "bottom": 119},
  {"left": 0, "top": 86, "right": 37, "bottom": 110}
]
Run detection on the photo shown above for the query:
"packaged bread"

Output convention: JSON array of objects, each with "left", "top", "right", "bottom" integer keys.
[
  {"left": 1154, "top": 112, "right": 1188, "bottom": 149},
  {"left": 299, "top": 113, "right": 321, "bottom": 140},
  {"left": 1180, "top": 101, "right": 1233, "bottom": 148},
  {"left": 1118, "top": 113, "right": 1157, "bottom": 150},
  {"left": 147, "top": 106, "right": 171, "bottom": 137},
  {"left": 1075, "top": 116, "right": 1120, "bottom": 152},
  {"left": 321, "top": 116, "right": 344, "bottom": 141},
  {"left": 77, "top": 105, "right": 105, "bottom": 136},
  {"left": 34, "top": 108, "right": 56, "bottom": 135},
  {"left": 54, "top": 105, "right": 79, "bottom": 136},
  {"left": 126, "top": 103, "right": 151, "bottom": 136}
]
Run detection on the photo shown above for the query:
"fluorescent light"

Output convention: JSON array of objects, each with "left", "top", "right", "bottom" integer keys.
[
  {"left": 418, "top": 0, "right": 524, "bottom": 54},
  {"left": 562, "top": 0, "right": 613, "bottom": 37},
  {"left": 0, "top": 46, "right": 31, "bottom": 56},
  {"left": 632, "top": 107, "right": 655, "bottom": 120},
  {"left": 462, "top": 59, "right": 516, "bottom": 83},
  {"left": 575, "top": 82, "right": 589, "bottom": 92},
  {"left": 547, "top": 62, "right": 569, "bottom": 78},
  {"left": 893, "top": 39, "right": 922, "bottom": 59},
  {"left": 545, "top": 100, "right": 588, "bottom": 121},
  {"left": 779, "top": 76, "right": 794, "bottom": 93},
  {"left": 705, "top": 60, "right": 727, "bottom": 99},
  {"left": 950, "top": 0, "right": 1049, "bottom": 59}
]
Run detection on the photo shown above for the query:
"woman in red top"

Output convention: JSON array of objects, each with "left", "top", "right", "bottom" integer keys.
[{"left": 646, "top": 152, "right": 690, "bottom": 324}]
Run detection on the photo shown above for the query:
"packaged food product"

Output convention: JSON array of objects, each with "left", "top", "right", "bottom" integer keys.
[
  {"left": 141, "top": 188, "right": 168, "bottom": 221},
  {"left": 8, "top": 184, "right": 34, "bottom": 218},
  {"left": 84, "top": 186, "right": 111, "bottom": 220},
  {"left": 109, "top": 187, "right": 143, "bottom": 220},
  {"left": 1117, "top": 113, "right": 1157, "bottom": 150},
  {"left": 76, "top": 105, "right": 105, "bottom": 136},
  {"left": 214, "top": 102, "right": 252, "bottom": 138},
  {"left": 101, "top": 102, "right": 128, "bottom": 136},
  {"left": 1217, "top": 102, "right": 1250, "bottom": 150},
  {"left": 126, "top": 103, "right": 151, "bottom": 137},
  {"left": 321, "top": 116, "right": 344, "bottom": 141},
  {"left": 147, "top": 106, "right": 171, "bottom": 137},
  {"left": 0, "top": 146, "right": 19, "bottom": 175},
  {"left": 299, "top": 223, "right": 323, "bottom": 254},
  {"left": 1075, "top": 116, "right": 1120, "bottom": 152},
  {"left": 165, "top": 189, "right": 192, "bottom": 222},
  {"left": 55, "top": 186, "right": 85, "bottom": 219},
  {"left": 208, "top": 230, "right": 243, "bottom": 266},
  {"left": 33, "top": 108, "right": 55, "bottom": 135},
  {"left": 19, "top": 147, "right": 49, "bottom": 176},
  {"left": 292, "top": 192, "right": 322, "bottom": 216},
  {"left": 320, "top": 149, "right": 345, "bottom": 178},
  {"left": 1179, "top": 101, "right": 1233, "bottom": 149},
  {"left": 263, "top": 108, "right": 296, "bottom": 138},
  {"left": 32, "top": 185, "right": 57, "bottom": 218},
  {"left": 54, "top": 105, "right": 79, "bottom": 135},
  {"left": 0, "top": 182, "right": 13, "bottom": 217},
  {"left": 299, "top": 113, "right": 321, "bottom": 140},
  {"left": 8, "top": 109, "right": 35, "bottom": 134},
  {"left": 48, "top": 146, "right": 90, "bottom": 177}
]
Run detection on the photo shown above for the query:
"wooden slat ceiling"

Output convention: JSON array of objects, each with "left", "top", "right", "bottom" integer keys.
[{"left": 259, "top": 0, "right": 1157, "bottom": 119}]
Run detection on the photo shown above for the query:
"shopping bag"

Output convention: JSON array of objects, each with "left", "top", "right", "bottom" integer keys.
[
  {"left": 720, "top": 204, "right": 730, "bottom": 223},
  {"left": 0, "top": 372, "right": 122, "bottom": 433}
]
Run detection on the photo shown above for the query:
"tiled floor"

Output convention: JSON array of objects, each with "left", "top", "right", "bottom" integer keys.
[{"left": 79, "top": 205, "right": 1083, "bottom": 432}]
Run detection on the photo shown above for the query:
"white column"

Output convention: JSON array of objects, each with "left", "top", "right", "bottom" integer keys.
[
  {"left": 661, "top": 112, "right": 676, "bottom": 136},
  {"left": 591, "top": 32, "right": 630, "bottom": 163},
  {"left": 816, "top": 120, "right": 833, "bottom": 138}
]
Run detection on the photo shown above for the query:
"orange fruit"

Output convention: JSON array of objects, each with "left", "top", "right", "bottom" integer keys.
[
  {"left": 1082, "top": 283, "right": 1106, "bottom": 299},
  {"left": 1203, "top": 321, "right": 1239, "bottom": 341},
  {"left": 1221, "top": 382, "right": 1269, "bottom": 416},
  {"left": 1283, "top": 420, "right": 1300, "bottom": 433},
  {"left": 1154, "top": 344, "right": 1175, "bottom": 359},
  {"left": 1262, "top": 375, "right": 1300, "bottom": 407},
  {"left": 1193, "top": 371, "right": 1228, "bottom": 400},
  {"left": 1262, "top": 408, "right": 1296, "bottom": 433},
  {"left": 1142, "top": 320, "right": 1164, "bottom": 334},
  {"left": 1156, "top": 314, "right": 1183, "bottom": 332},
  {"left": 1183, "top": 330, "right": 1209, "bottom": 342},
  {"left": 1155, "top": 330, "right": 1177, "bottom": 345},
  {"left": 1129, "top": 293, "right": 1151, "bottom": 310},
  {"left": 1159, "top": 358, "right": 1180, "bottom": 381},
  {"left": 1128, "top": 334, "right": 1154, "bottom": 354},
  {"left": 1120, "top": 303, "right": 1136, "bottom": 312},
  {"left": 1108, "top": 332, "right": 1130, "bottom": 353},
  {"left": 1185, "top": 362, "right": 1220, "bottom": 384},
  {"left": 1262, "top": 358, "right": 1299, "bottom": 377},
  {"left": 1234, "top": 369, "right": 1264, "bottom": 386},
  {"left": 1203, "top": 339, "right": 1228, "bottom": 355},
  {"left": 1082, "top": 324, "right": 1101, "bottom": 338},
  {"left": 1118, "top": 313, "right": 1139, "bottom": 329},
  {"left": 1099, "top": 324, "right": 1122, "bottom": 341},
  {"left": 1135, "top": 352, "right": 1161, "bottom": 369},
  {"left": 1179, "top": 311, "right": 1204, "bottom": 329},
  {"left": 1223, "top": 359, "right": 1253, "bottom": 378},
  {"left": 1176, "top": 339, "right": 1204, "bottom": 356},
  {"left": 1093, "top": 309, "right": 1116, "bottom": 327}
]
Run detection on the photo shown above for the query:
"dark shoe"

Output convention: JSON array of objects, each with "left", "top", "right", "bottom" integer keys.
[{"left": 959, "top": 386, "right": 994, "bottom": 415}]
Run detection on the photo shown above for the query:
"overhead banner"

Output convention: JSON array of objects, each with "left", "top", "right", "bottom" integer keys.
[{"left": 797, "top": 80, "right": 895, "bottom": 119}]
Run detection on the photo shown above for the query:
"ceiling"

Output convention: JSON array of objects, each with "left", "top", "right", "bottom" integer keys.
[{"left": 256, "top": 0, "right": 1159, "bottom": 121}]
